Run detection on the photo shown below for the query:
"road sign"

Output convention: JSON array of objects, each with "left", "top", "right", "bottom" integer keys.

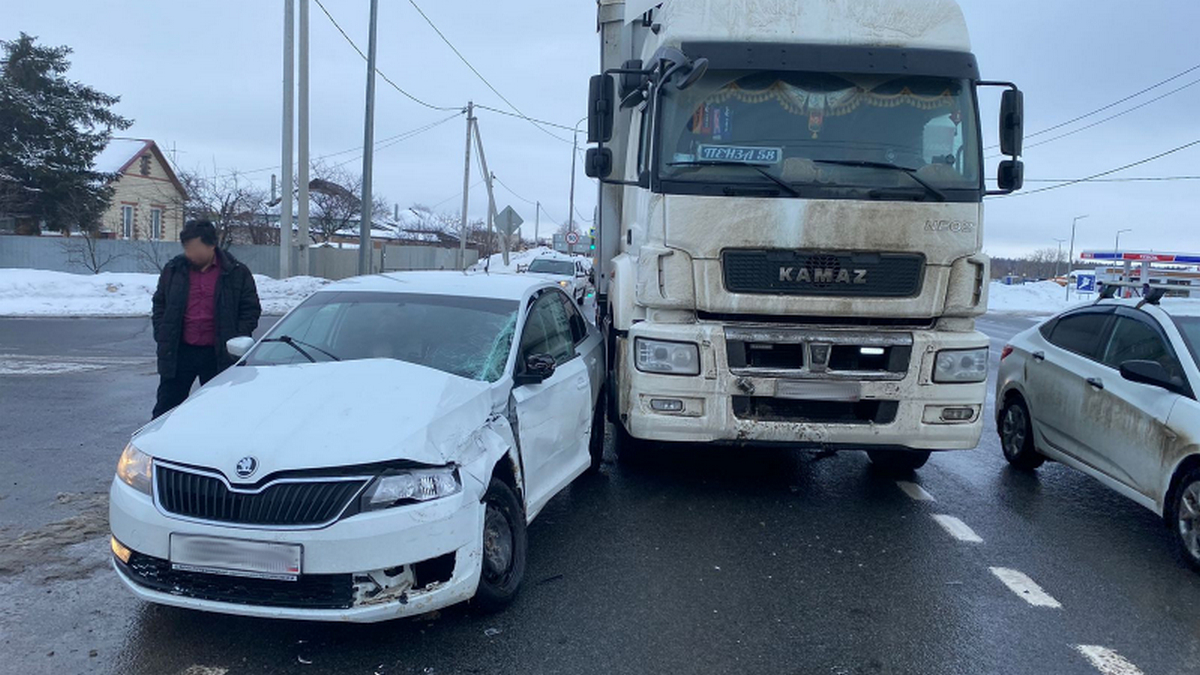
[
  {"left": 496, "top": 206, "right": 523, "bottom": 237},
  {"left": 565, "top": 231, "right": 580, "bottom": 245},
  {"left": 1076, "top": 272, "right": 1097, "bottom": 294}
]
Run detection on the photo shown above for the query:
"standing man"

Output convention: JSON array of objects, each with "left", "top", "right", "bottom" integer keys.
[{"left": 151, "top": 220, "right": 262, "bottom": 418}]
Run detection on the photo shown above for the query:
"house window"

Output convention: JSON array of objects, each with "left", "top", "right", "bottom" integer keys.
[
  {"left": 121, "top": 206, "right": 134, "bottom": 239},
  {"left": 150, "top": 209, "right": 163, "bottom": 240}
]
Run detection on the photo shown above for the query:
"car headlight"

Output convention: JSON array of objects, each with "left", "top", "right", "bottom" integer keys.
[
  {"left": 558, "top": 280, "right": 570, "bottom": 288},
  {"left": 635, "top": 337, "right": 701, "bottom": 376},
  {"left": 933, "top": 348, "right": 988, "bottom": 383},
  {"left": 116, "top": 443, "right": 153, "bottom": 495},
  {"left": 360, "top": 467, "right": 462, "bottom": 512}
]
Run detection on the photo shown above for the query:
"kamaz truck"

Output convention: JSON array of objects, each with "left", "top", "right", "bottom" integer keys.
[{"left": 585, "top": 0, "right": 1025, "bottom": 470}]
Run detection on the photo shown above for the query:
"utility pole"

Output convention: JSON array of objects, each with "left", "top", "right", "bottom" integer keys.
[
  {"left": 297, "top": 0, "right": 310, "bottom": 275},
  {"left": 1115, "top": 229, "right": 1132, "bottom": 260},
  {"left": 1053, "top": 238, "right": 1066, "bottom": 280},
  {"left": 472, "top": 121, "right": 500, "bottom": 266},
  {"left": 535, "top": 201, "right": 540, "bottom": 247},
  {"left": 567, "top": 126, "right": 579, "bottom": 249},
  {"left": 1066, "top": 214, "right": 1089, "bottom": 301},
  {"left": 458, "top": 101, "right": 475, "bottom": 270},
  {"left": 358, "top": 0, "right": 379, "bottom": 275},
  {"left": 279, "top": 0, "right": 295, "bottom": 279}
]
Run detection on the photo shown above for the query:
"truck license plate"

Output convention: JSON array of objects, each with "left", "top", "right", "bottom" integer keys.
[
  {"left": 776, "top": 380, "right": 862, "bottom": 402},
  {"left": 170, "top": 534, "right": 302, "bottom": 582}
]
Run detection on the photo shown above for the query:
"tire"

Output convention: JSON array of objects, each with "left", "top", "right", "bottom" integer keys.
[
  {"left": 867, "top": 449, "right": 931, "bottom": 472},
  {"left": 1168, "top": 467, "right": 1200, "bottom": 573},
  {"left": 999, "top": 397, "right": 1045, "bottom": 470},
  {"left": 613, "top": 419, "right": 647, "bottom": 465},
  {"left": 585, "top": 390, "right": 606, "bottom": 473},
  {"left": 472, "top": 478, "right": 527, "bottom": 612}
]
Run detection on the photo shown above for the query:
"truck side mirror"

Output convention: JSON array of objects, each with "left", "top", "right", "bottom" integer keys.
[
  {"left": 585, "top": 147, "right": 613, "bottom": 179},
  {"left": 588, "top": 74, "right": 615, "bottom": 144},
  {"left": 999, "top": 89, "right": 1024, "bottom": 157},
  {"left": 997, "top": 159, "right": 1024, "bottom": 192}
]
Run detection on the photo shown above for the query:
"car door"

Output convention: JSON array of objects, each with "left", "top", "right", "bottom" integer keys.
[
  {"left": 1076, "top": 313, "right": 1186, "bottom": 497},
  {"left": 511, "top": 290, "right": 592, "bottom": 519},
  {"left": 1025, "top": 309, "right": 1114, "bottom": 460}
]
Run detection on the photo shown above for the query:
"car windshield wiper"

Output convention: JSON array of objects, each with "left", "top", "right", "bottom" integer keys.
[
  {"left": 668, "top": 160, "right": 801, "bottom": 197},
  {"left": 809, "top": 159, "right": 947, "bottom": 202},
  {"left": 261, "top": 336, "right": 341, "bottom": 362}
]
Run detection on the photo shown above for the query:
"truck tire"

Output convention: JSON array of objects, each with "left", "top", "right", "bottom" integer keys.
[
  {"left": 867, "top": 449, "right": 930, "bottom": 472},
  {"left": 1168, "top": 466, "right": 1200, "bottom": 573},
  {"left": 614, "top": 419, "right": 647, "bottom": 465},
  {"left": 999, "top": 397, "right": 1045, "bottom": 470},
  {"left": 472, "top": 478, "right": 527, "bottom": 613}
]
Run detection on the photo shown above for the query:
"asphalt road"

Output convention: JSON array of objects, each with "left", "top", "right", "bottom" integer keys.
[{"left": 2, "top": 314, "right": 1199, "bottom": 675}]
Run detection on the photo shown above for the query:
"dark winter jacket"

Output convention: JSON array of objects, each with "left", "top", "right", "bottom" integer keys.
[{"left": 151, "top": 248, "right": 262, "bottom": 378}]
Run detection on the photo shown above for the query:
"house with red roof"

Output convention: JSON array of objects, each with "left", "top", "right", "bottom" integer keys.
[{"left": 92, "top": 138, "right": 188, "bottom": 241}]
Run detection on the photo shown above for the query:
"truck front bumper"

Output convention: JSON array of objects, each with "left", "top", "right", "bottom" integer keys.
[{"left": 617, "top": 321, "right": 987, "bottom": 451}]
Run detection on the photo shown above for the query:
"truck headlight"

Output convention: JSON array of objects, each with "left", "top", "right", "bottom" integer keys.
[
  {"left": 116, "top": 443, "right": 153, "bottom": 495},
  {"left": 635, "top": 338, "right": 700, "bottom": 376},
  {"left": 360, "top": 468, "right": 461, "bottom": 511},
  {"left": 933, "top": 348, "right": 988, "bottom": 383}
]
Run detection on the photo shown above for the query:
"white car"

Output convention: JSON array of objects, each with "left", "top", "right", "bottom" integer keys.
[
  {"left": 524, "top": 257, "right": 593, "bottom": 306},
  {"left": 110, "top": 271, "right": 606, "bottom": 621},
  {"left": 995, "top": 296, "right": 1200, "bottom": 570}
]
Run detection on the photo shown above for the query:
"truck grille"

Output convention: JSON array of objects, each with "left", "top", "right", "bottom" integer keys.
[
  {"left": 156, "top": 465, "right": 367, "bottom": 527},
  {"left": 118, "top": 551, "right": 354, "bottom": 610},
  {"left": 723, "top": 250, "right": 924, "bottom": 297}
]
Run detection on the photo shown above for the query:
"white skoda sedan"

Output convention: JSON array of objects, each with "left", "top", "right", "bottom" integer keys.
[
  {"left": 110, "top": 272, "right": 606, "bottom": 621},
  {"left": 995, "top": 296, "right": 1200, "bottom": 570}
]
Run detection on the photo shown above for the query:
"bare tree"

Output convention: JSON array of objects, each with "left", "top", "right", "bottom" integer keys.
[
  {"left": 180, "top": 171, "right": 270, "bottom": 247},
  {"left": 134, "top": 238, "right": 175, "bottom": 273},
  {"left": 58, "top": 228, "right": 123, "bottom": 274},
  {"left": 308, "top": 161, "right": 390, "bottom": 243}
]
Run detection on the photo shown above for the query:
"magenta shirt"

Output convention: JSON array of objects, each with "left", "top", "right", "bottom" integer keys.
[{"left": 183, "top": 258, "right": 220, "bottom": 346}]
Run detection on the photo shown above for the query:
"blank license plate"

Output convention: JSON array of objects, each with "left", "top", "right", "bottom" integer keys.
[
  {"left": 170, "top": 534, "right": 302, "bottom": 582},
  {"left": 776, "top": 380, "right": 862, "bottom": 402}
]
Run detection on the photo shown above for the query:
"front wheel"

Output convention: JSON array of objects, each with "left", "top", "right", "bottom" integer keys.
[
  {"left": 585, "top": 390, "right": 606, "bottom": 473},
  {"left": 472, "top": 478, "right": 528, "bottom": 612},
  {"left": 867, "top": 449, "right": 931, "bottom": 472},
  {"left": 999, "top": 398, "right": 1045, "bottom": 470},
  {"left": 1169, "top": 467, "right": 1200, "bottom": 573},
  {"left": 613, "top": 419, "right": 647, "bottom": 465}
]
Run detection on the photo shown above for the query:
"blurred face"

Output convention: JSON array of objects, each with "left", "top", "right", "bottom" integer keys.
[{"left": 183, "top": 238, "right": 216, "bottom": 268}]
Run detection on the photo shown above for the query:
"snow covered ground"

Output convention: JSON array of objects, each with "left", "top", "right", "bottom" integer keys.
[
  {"left": 468, "top": 246, "right": 591, "bottom": 274},
  {"left": 988, "top": 280, "right": 1200, "bottom": 316},
  {"left": 0, "top": 269, "right": 329, "bottom": 317}
]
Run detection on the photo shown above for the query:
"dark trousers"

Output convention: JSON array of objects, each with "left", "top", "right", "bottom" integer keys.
[{"left": 153, "top": 343, "right": 219, "bottom": 419}]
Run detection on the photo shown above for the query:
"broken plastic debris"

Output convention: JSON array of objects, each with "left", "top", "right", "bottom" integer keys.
[
  {"left": 298, "top": 656, "right": 312, "bottom": 665},
  {"left": 484, "top": 628, "right": 502, "bottom": 637}
]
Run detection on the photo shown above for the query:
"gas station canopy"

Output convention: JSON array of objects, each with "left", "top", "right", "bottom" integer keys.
[{"left": 1081, "top": 251, "right": 1200, "bottom": 264}]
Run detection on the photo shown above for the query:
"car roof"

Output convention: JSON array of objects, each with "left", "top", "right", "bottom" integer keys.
[
  {"left": 1089, "top": 298, "right": 1200, "bottom": 319},
  {"left": 317, "top": 270, "right": 552, "bottom": 301}
]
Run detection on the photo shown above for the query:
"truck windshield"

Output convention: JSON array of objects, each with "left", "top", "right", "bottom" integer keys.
[{"left": 657, "top": 70, "right": 981, "bottom": 199}]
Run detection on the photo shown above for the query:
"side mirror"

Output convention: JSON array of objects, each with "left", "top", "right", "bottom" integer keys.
[
  {"left": 515, "top": 353, "right": 556, "bottom": 386},
  {"left": 226, "top": 336, "right": 255, "bottom": 359},
  {"left": 585, "top": 147, "right": 614, "bottom": 179},
  {"left": 674, "top": 57, "right": 709, "bottom": 91},
  {"left": 587, "top": 74, "right": 615, "bottom": 144},
  {"left": 1120, "top": 360, "right": 1182, "bottom": 393},
  {"left": 997, "top": 159, "right": 1024, "bottom": 192},
  {"left": 999, "top": 89, "right": 1024, "bottom": 157}
]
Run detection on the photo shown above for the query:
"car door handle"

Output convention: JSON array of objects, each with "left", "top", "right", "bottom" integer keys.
[
  {"left": 1032, "top": 351, "right": 1045, "bottom": 362},
  {"left": 1086, "top": 377, "right": 1104, "bottom": 391},
  {"left": 576, "top": 376, "right": 589, "bottom": 390}
]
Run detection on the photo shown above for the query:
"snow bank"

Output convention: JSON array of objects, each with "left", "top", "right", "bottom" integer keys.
[
  {"left": 988, "top": 280, "right": 1200, "bottom": 316},
  {"left": 0, "top": 269, "right": 329, "bottom": 318},
  {"left": 469, "top": 247, "right": 591, "bottom": 274}
]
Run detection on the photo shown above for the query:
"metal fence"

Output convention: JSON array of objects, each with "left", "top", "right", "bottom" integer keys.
[{"left": 0, "top": 236, "right": 478, "bottom": 280}]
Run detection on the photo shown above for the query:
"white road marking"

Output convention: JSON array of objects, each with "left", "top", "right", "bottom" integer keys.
[
  {"left": 0, "top": 354, "right": 152, "bottom": 375},
  {"left": 1075, "top": 646, "right": 1145, "bottom": 675},
  {"left": 989, "top": 567, "right": 1062, "bottom": 608},
  {"left": 896, "top": 481, "right": 935, "bottom": 501},
  {"left": 932, "top": 514, "right": 983, "bottom": 543},
  {"left": 179, "top": 667, "right": 229, "bottom": 675}
]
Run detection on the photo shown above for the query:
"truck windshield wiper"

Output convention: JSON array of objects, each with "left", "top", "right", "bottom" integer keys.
[
  {"left": 668, "top": 160, "right": 801, "bottom": 197},
  {"left": 261, "top": 335, "right": 341, "bottom": 363},
  {"left": 809, "top": 159, "right": 947, "bottom": 202}
]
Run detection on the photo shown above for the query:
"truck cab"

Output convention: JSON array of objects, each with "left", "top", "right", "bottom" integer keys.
[{"left": 588, "top": 0, "right": 1024, "bottom": 469}]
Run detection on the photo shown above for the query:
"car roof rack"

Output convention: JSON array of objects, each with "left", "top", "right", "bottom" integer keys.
[{"left": 1094, "top": 281, "right": 1170, "bottom": 307}]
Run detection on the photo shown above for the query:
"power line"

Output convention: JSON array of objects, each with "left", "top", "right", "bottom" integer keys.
[
  {"left": 1000, "top": 139, "right": 1200, "bottom": 198},
  {"left": 1026, "top": 176, "right": 1200, "bottom": 183},
  {"left": 430, "top": 178, "right": 487, "bottom": 210},
  {"left": 330, "top": 112, "right": 462, "bottom": 168},
  {"left": 987, "top": 77, "right": 1200, "bottom": 159},
  {"left": 406, "top": 0, "right": 574, "bottom": 144},
  {"left": 985, "top": 63, "right": 1200, "bottom": 150},
  {"left": 475, "top": 105, "right": 578, "bottom": 132}
]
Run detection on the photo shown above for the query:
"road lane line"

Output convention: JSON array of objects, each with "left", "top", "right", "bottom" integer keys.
[
  {"left": 896, "top": 481, "right": 935, "bottom": 501},
  {"left": 989, "top": 567, "right": 1062, "bottom": 608},
  {"left": 1075, "top": 646, "right": 1145, "bottom": 675},
  {"left": 932, "top": 514, "right": 983, "bottom": 542},
  {"left": 179, "top": 667, "right": 229, "bottom": 675}
]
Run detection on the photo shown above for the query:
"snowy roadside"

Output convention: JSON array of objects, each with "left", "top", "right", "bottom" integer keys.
[
  {"left": 0, "top": 269, "right": 330, "bottom": 318},
  {"left": 988, "top": 280, "right": 1200, "bottom": 316}
]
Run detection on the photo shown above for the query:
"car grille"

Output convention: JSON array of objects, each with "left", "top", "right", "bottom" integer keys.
[
  {"left": 723, "top": 250, "right": 925, "bottom": 297},
  {"left": 156, "top": 465, "right": 367, "bottom": 527},
  {"left": 119, "top": 551, "right": 354, "bottom": 610}
]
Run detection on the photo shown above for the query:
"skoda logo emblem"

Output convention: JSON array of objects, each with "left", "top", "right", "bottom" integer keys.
[{"left": 235, "top": 456, "right": 258, "bottom": 479}]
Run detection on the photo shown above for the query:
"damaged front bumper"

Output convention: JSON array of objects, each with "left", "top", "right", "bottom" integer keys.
[
  {"left": 109, "top": 474, "right": 485, "bottom": 623},
  {"left": 618, "top": 321, "right": 988, "bottom": 450}
]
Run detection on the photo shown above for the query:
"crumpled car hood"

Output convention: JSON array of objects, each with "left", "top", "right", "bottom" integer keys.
[{"left": 133, "top": 359, "right": 495, "bottom": 483}]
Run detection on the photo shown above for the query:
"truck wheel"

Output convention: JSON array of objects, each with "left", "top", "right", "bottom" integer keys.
[
  {"left": 867, "top": 449, "right": 930, "bottom": 472},
  {"left": 614, "top": 420, "right": 647, "bottom": 465},
  {"left": 999, "top": 398, "right": 1045, "bottom": 470},
  {"left": 1168, "top": 467, "right": 1200, "bottom": 573},
  {"left": 472, "top": 478, "right": 527, "bottom": 612},
  {"left": 586, "top": 390, "right": 606, "bottom": 473}
]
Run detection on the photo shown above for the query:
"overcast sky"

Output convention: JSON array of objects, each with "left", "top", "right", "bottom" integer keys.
[{"left": 6, "top": 0, "right": 1199, "bottom": 257}]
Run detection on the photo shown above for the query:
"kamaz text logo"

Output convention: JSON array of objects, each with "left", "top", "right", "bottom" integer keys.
[
  {"left": 779, "top": 268, "right": 867, "bottom": 284},
  {"left": 925, "top": 219, "right": 976, "bottom": 234}
]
